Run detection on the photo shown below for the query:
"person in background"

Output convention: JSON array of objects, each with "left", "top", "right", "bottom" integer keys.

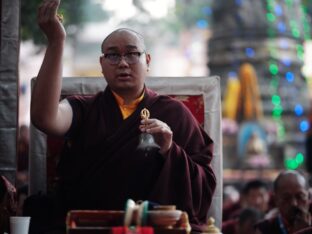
[
  {"left": 255, "top": 170, "right": 311, "bottom": 234},
  {"left": 17, "top": 125, "right": 29, "bottom": 173},
  {"left": 223, "top": 185, "right": 240, "bottom": 209},
  {"left": 241, "top": 179, "right": 270, "bottom": 214},
  {"left": 28, "top": 0, "right": 216, "bottom": 233},
  {"left": 222, "top": 207, "right": 263, "bottom": 234},
  {"left": 223, "top": 179, "right": 270, "bottom": 221},
  {"left": 16, "top": 125, "right": 30, "bottom": 215},
  {"left": 0, "top": 176, "right": 17, "bottom": 233}
]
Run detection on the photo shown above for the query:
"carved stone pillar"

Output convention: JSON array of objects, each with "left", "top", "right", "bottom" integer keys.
[{"left": 0, "top": 0, "right": 20, "bottom": 183}]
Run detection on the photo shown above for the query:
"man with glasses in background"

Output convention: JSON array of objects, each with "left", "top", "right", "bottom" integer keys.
[{"left": 30, "top": 0, "right": 216, "bottom": 233}]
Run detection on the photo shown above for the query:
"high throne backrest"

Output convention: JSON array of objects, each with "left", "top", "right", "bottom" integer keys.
[{"left": 29, "top": 76, "right": 223, "bottom": 227}]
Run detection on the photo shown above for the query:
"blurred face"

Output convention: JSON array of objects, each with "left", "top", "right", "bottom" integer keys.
[
  {"left": 100, "top": 30, "right": 150, "bottom": 98},
  {"left": 244, "top": 188, "right": 269, "bottom": 213},
  {"left": 238, "top": 219, "right": 258, "bottom": 234},
  {"left": 275, "top": 174, "right": 309, "bottom": 224}
]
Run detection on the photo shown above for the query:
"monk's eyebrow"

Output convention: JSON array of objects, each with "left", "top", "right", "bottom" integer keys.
[
  {"left": 105, "top": 46, "right": 118, "bottom": 52},
  {"left": 105, "top": 45, "right": 140, "bottom": 52},
  {"left": 125, "top": 45, "right": 139, "bottom": 50}
]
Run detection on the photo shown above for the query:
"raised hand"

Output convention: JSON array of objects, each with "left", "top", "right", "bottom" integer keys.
[{"left": 37, "top": 0, "right": 66, "bottom": 43}]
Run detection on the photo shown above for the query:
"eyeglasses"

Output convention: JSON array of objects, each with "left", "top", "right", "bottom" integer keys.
[{"left": 103, "top": 51, "right": 145, "bottom": 65}]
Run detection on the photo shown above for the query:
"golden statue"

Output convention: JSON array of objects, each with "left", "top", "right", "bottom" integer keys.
[{"left": 202, "top": 217, "right": 221, "bottom": 234}]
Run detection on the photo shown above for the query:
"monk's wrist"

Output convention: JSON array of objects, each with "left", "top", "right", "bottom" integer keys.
[{"left": 159, "top": 144, "right": 172, "bottom": 157}]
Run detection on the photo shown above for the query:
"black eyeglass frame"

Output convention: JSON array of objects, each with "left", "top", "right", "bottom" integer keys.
[{"left": 102, "top": 51, "right": 146, "bottom": 65}]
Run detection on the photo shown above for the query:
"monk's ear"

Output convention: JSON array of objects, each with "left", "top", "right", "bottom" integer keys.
[
  {"left": 145, "top": 53, "right": 151, "bottom": 67},
  {"left": 99, "top": 55, "right": 104, "bottom": 65},
  {"left": 99, "top": 55, "right": 106, "bottom": 75}
]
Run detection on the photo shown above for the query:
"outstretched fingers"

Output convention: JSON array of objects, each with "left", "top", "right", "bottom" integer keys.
[
  {"left": 38, "top": 0, "right": 59, "bottom": 23},
  {"left": 37, "top": 0, "right": 66, "bottom": 41}
]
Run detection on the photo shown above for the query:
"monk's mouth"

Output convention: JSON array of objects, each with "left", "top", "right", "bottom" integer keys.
[{"left": 116, "top": 74, "right": 132, "bottom": 80}]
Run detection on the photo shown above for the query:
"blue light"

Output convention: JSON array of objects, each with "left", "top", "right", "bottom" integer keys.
[
  {"left": 294, "top": 104, "right": 303, "bottom": 116},
  {"left": 277, "top": 22, "right": 286, "bottom": 33},
  {"left": 228, "top": 71, "right": 237, "bottom": 78},
  {"left": 282, "top": 59, "right": 292, "bottom": 67},
  {"left": 285, "top": 72, "right": 294, "bottom": 82},
  {"left": 274, "top": 4, "right": 283, "bottom": 16},
  {"left": 196, "top": 19, "right": 208, "bottom": 29},
  {"left": 20, "top": 83, "right": 27, "bottom": 95},
  {"left": 235, "top": 0, "right": 243, "bottom": 5},
  {"left": 300, "top": 120, "right": 309, "bottom": 132},
  {"left": 202, "top": 6, "right": 212, "bottom": 16},
  {"left": 245, "top": 48, "right": 255, "bottom": 57}
]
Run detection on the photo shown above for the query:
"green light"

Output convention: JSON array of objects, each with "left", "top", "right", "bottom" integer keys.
[
  {"left": 304, "top": 27, "right": 311, "bottom": 39},
  {"left": 285, "top": 158, "right": 299, "bottom": 170},
  {"left": 272, "top": 106, "right": 283, "bottom": 117},
  {"left": 269, "top": 63, "right": 279, "bottom": 75},
  {"left": 272, "top": 95, "right": 281, "bottom": 105},
  {"left": 291, "top": 28, "right": 300, "bottom": 38},
  {"left": 303, "top": 14, "right": 311, "bottom": 40},
  {"left": 272, "top": 111, "right": 282, "bottom": 117},
  {"left": 304, "top": 23, "right": 311, "bottom": 38},
  {"left": 272, "top": 115, "right": 281, "bottom": 120},
  {"left": 296, "top": 45, "right": 304, "bottom": 60},
  {"left": 297, "top": 44, "right": 304, "bottom": 52},
  {"left": 266, "top": 13, "right": 276, "bottom": 22},
  {"left": 302, "top": 5, "right": 308, "bottom": 13},
  {"left": 266, "top": 5, "right": 274, "bottom": 12},
  {"left": 297, "top": 52, "right": 304, "bottom": 60},
  {"left": 296, "top": 153, "right": 304, "bottom": 164},
  {"left": 297, "top": 50, "right": 304, "bottom": 55}
]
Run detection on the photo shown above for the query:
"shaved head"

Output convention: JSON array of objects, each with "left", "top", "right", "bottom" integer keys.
[
  {"left": 101, "top": 28, "right": 146, "bottom": 53},
  {"left": 273, "top": 170, "right": 310, "bottom": 226},
  {"left": 99, "top": 27, "right": 151, "bottom": 100},
  {"left": 273, "top": 170, "right": 307, "bottom": 192}
]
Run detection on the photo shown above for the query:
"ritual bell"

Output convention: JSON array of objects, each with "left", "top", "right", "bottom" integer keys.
[{"left": 137, "top": 108, "right": 160, "bottom": 155}]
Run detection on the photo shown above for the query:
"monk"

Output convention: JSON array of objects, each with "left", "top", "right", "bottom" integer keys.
[
  {"left": 30, "top": 0, "right": 216, "bottom": 233},
  {"left": 255, "top": 170, "right": 311, "bottom": 234}
]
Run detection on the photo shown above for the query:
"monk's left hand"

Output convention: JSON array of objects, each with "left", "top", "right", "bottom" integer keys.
[{"left": 139, "top": 119, "right": 173, "bottom": 155}]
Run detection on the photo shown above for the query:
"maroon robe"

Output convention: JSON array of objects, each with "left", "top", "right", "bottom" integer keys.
[
  {"left": 255, "top": 216, "right": 286, "bottom": 234},
  {"left": 57, "top": 86, "right": 216, "bottom": 232},
  {"left": 222, "top": 219, "right": 238, "bottom": 234}
]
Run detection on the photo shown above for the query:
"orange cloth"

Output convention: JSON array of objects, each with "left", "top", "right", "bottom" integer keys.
[{"left": 112, "top": 91, "right": 144, "bottom": 119}]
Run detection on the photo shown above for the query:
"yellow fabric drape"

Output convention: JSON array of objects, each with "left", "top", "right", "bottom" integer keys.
[
  {"left": 223, "top": 63, "right": 263, "bottom": 122},
  {"left": 237, "top": 63, "right": 263, "bottom": 121},
  {"left": 223, "top": 77, "right": 241, "bottom": 120}
]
